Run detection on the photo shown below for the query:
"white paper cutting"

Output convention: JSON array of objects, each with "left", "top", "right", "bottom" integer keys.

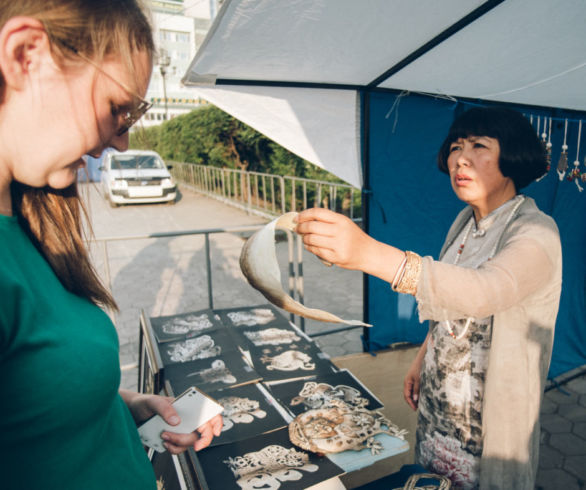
[{"left": 239, "top": 212, "right": 371, "bottom": 327}]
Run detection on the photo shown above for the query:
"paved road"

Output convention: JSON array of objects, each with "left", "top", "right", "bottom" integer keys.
[{"left": 81, "top": 182, "right": 585, "bottom": 489}]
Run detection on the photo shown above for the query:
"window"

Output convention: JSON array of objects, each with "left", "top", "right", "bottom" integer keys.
[
  {"left": 159, "top": 30, "right": 173, "bottom": 41},
  {"left": 160, "top": 29, "right": 190, "bottom": 43}
]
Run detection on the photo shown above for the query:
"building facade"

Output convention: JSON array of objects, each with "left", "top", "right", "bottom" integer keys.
[{"left": 141, "top": 0, "right": 221, "bottom": 128}]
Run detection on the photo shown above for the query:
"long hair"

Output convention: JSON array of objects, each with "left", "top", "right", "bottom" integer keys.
[
  {"left": 10, "top": 182, "right": 117, "bottom": 309},
  {"left": 1, "top": 0, "right": 155, "bottom": 310}
]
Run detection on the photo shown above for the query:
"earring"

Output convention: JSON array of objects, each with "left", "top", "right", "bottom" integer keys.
[
  {"left": 546, "top": 117, "right": 553, "bottom": 171},
  {"left": 537, "top": 116, "right": 552, "bottom": 182},
  {"left": 557, "top": 119, "right": 569, "bottom": 181},
  {"left": 568, "top": 120, "right": 583, "bottom": 192}
]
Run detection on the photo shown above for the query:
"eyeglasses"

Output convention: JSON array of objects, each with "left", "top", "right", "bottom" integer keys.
[{"left": 57, "top": 39, "right": 152, "bottom": 136}]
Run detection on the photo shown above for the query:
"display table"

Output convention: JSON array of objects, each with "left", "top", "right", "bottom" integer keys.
[{"left": 138, "top": 306, "right": 417, "bottom": 489}]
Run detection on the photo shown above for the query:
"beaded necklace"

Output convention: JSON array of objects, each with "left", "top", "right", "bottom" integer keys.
[{"left": 444, "top": 195, "right": 526, "bottom": 339}]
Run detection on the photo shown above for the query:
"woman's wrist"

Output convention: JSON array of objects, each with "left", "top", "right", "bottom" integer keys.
[
  {"left": 119, "top": 388, "right": 139, "bottom": 403},
  {"left": 361, "top": 240, "right": 408, "bottom": 285},
  {"left": 119, "top": 389, "right": 147, "bottom": 422},
  {"left": 393, "top": 251, "right": 422, "bottom": 295}
]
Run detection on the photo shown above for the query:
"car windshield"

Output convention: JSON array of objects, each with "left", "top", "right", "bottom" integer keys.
[{"left": 111, "top": 155, "right": 165, "bottom": 170}]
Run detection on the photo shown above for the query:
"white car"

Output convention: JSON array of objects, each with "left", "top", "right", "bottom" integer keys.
[{"left": 100, "top": 150, "right": 177, "bottom": 206}]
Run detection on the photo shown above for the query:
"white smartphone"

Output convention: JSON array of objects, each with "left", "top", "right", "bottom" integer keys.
[{"left": 137, "top": 387, "right": 224, "bottom": 453}]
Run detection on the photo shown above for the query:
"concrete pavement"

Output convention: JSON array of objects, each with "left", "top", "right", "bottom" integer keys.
[{"left": 81, "top": 182, "right": 585, "bottom": 489}]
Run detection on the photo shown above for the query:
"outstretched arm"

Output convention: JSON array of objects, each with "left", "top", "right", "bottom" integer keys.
[{"left": 295, "top": 208, "right": 406, "bottom": 286}]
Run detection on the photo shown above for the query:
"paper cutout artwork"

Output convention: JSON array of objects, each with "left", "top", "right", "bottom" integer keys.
[{"left": 240, "top": 212, "right": 370, "bottom": 326}]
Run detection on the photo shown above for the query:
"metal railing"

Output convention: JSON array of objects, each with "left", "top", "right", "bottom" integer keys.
[
  {"left": 93, "top": 224, "right": 266, "bottom": 314},
  {"left": 170, "top": 162, "right": 362, "bottom": 221},
  {"left": 92, "top": 224, "right": 359, "bottom": 337}
]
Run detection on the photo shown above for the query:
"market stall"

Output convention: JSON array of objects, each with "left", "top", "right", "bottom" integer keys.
[{"left": 182, "top": 0, "right": 586, "bottom": 379}]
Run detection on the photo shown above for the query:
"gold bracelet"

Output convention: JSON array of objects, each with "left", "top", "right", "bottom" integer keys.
[
  {"left": 395, "top": 251, "right": 422, "bottom": 295},
  {"left": 391, "top": 254, "right": 407, "bottom": 291}
]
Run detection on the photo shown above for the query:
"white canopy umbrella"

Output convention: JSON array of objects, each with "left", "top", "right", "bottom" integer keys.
[{"left": 183, "top": 0, "right": 586, "bottom": 187}]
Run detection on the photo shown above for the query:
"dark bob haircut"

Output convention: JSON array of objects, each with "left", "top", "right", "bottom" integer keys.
[{"left": 437, "top": 107, "right": 547, "bottom": 191}]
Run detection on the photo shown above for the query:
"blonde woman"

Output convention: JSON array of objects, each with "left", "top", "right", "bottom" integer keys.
[{"left": 0, "top": 2, "right": 221, "bottom": 489}]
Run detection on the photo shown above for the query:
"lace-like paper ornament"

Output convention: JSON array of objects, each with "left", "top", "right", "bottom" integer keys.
[
  {"left": 243, "top": 328, "right": 300, "bottom": 346},
  {"left": 290, "top": 381, "right": 370, "bottom": 411},
  {"left": 227, "top": 308, "right": 276, "bottom": 327},
  {"left": 186, "top": 359, "right": 237, "bottom": 385},
  {"left": 224, "top": 444, "right": 319, "bottom": 489},
  {"left": 166, "top": 335, "right": 221, "bottom": 363},
  {"left": 289, "top": 399, "right": 406, "bottom": 455},
  {"left": 161, "top": 314, "right": 213, "bottom": 335},
  {"left": 261, "top": 350, "right": 316, "bottom": 371},
  {"left": 217, "top": 395, "right": 267, "bottom": 432}
]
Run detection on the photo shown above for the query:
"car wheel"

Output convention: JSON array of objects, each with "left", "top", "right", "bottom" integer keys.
[{"left": 109, "top": 196, "right": 119, "bottom": 208}]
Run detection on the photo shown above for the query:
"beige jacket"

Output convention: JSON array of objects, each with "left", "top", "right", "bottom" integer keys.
[{"left": 415, "top": 197, "right": 562, "bottom": 490}]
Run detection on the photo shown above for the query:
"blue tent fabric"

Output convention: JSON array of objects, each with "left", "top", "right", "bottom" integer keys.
[{"left": 365, "top": 92, "right": 586, "bottom": 379}]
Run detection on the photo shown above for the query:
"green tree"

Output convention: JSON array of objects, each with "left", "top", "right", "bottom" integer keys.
[{"left": 130, "top": 104, "right": 347, "bottom": 184}]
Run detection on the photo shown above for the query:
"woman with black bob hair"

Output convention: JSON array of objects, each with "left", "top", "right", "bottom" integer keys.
[
  {"left": 437, "top": 106, "right": 548, "bottom": 191},
  {"left": 296, "top": 106, "right": 562, "bottom": 489}
]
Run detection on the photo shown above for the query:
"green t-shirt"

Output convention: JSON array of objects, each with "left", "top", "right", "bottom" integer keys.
[{"left": 0, "top": 215, "right": 156, "bottom": 490}]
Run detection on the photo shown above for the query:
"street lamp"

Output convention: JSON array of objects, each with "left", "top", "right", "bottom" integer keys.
[{"left": 159, "top": 50, "right": 171, "bottom": 121}]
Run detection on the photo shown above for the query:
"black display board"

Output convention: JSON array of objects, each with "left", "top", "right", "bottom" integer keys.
[{"left": 196, "top": 427, "right": 345, "bottom": 490}]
